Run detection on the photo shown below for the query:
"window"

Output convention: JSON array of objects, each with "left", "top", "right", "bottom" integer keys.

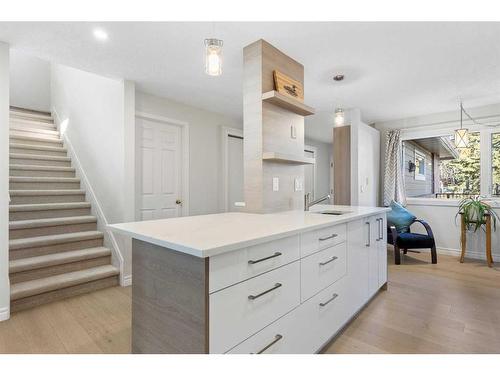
[
  {"left": 414, "top": 150, "right": 426, "bottom": 181},
  {"left": 439, "top": 132, "right": 480, "bottom": 196},
  {"left": 492, "top": 133, "right": 500, "bottom": 196}
]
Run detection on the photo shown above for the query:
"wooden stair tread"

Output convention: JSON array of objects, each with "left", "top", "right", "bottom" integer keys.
[
  {"left": 9, "top": 202, "right": 90, "bottom": 212},
  {"left": 9, "top": 230, "right": 104, "bottom": 250},
  {"left": 10, "top": 143, "right": 67, "bottom": 152},
  {"left": 9, "top": 153, "right": 71, "bottom": 162},
  {"left": 10, "top": 134, "right": 63, "bottom": 144},
  {"left": 9, "top": 189, "right": 85, "bottom": 196},
  {"left": 9, "top": 247, "right": 111, "bottom": 274},
  {"left": 9, "top": 164, "right": 75, "bottom": 172},
  {"left": 9, "top": 176, "right": 80, "bottom": 182},
  {"left": 10, "top": 126, "right": 60, "bottom": 136},
  {"left": 10, "top": 265, "right": 119, "bottom": 300},
  {"left": 10, "top": 215, "right": 97, "bottom": 230}
]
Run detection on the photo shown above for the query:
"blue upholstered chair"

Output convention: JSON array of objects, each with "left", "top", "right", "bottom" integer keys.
[{"left": 386, "top": 201, "right": 437, "bottom": 265}]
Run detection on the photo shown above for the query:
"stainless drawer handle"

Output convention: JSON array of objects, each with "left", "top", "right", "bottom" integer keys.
[
  {"left": 319, "top": 256, "right": 338, "bottom": 266},
  {"left": 319, "top": 234, "right": 338, "bottom": 241},
  {"left": 253, "top": 334, "right": 283, "bottom": 354},
  {"left": 248, "top": 252, "right": 282, "bottom": 265},
  {"left": 319, "top": 293, "right": 339, "bottom": 307},
  {"left": 248, "top": 283, "right": 282, "bottom": 300}
]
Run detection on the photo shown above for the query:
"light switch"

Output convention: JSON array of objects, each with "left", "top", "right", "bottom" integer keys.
[
  {"left": 294, "top": 177, "right": 303, "bottom": 192},
  {"left": 273, "top": 177, "right": 280, "bottom": 191}
]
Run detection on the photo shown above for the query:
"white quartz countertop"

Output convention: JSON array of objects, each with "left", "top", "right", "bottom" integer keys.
[{"left": 108, "top": 205, "right": 390, "bottom": 258}]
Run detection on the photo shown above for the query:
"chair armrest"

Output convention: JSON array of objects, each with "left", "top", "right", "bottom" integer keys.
[{"left": 412, "top": 219, "right": 435, "bottom": 238}]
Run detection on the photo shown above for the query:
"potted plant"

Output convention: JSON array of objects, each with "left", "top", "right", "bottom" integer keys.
[{"left": 456, "top": 196, "right": 499, "bottom": 232}]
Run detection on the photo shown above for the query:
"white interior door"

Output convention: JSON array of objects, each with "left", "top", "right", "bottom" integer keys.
[
  {"left": 304, "top": 148, "right": 316, "bottom": 199},
  {"left": 137, "top": 117, "right": 183, "bottom": 220},
  {"left": 227, "top": 134, "right": 244, "bottom": 211}
]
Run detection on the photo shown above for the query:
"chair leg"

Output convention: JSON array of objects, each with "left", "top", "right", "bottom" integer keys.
[
  {"left": 394, "top": 245, "right": 401, "bottom": 265},
  {"left": 403, "top": 248, "right": 408, "bottom": 254},
  {"left": 431, "top": 245, "right": 437, "bottom": 264}
]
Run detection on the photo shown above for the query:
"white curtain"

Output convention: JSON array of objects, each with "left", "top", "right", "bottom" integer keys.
[{"left": 383, "top": 130, "right": 406, "bottom": 206}]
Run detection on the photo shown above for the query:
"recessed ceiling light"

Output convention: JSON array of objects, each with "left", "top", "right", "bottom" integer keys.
[
  {"left": 93, "top": 28, "right": 108, "bottom": 41},
  {"left": 333, "top": 74, "right": 344, "bottom": 82}
]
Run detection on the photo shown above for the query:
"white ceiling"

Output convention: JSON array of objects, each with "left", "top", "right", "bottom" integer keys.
[{"left": 1, "top": 22, "right": 499, "bottom": 142}]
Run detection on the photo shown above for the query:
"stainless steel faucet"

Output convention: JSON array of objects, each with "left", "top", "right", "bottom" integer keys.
[{"left": 304, "top": 193, "right": 331, "bottom": 211}]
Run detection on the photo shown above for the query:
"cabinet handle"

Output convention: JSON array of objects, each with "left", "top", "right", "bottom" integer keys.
[
  {"left": 253, "top": 334, "right": 283, "bottom": 354},
  {"left": 379, "top": 218, "right": 384, "bottom": 240},
  {"left": 319, "top": 256, "right": 338, "bottom": 266},
  {"left": 319, "top": 293, "right": 339, "bottom": 307},
  {"left": 248, "top": 283, "right": 282, "bottom": 300},
  {"left": 376, "top": 218, "right": 381, "bottom": 241},
  {"left": 365, "top": 222, "right": 371, "bottom": 247},
  {"left": 319, "top": 234, "right": 338, "bottom": 241},
  {"left": 248, "top": 252, "right": 282, "bottom": 265}
]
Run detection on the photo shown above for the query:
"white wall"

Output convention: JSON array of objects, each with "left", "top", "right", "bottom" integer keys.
[
  {"left": 0, "top": 42, "right": 10, "bottom": 321},
  {"left": 304, "top": 138, "right": 332, "bottom": 199},
  {"left": 51, "top": 63, "right": 135, "bottom": 285},
  {"left": 10, "top": 50, "right": 50, "bottom": 112},
  {"left": 135, "top": 91, "right": 240, "bottom": 216}
]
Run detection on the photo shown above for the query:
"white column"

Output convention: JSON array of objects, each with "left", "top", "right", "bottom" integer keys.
[{"left": 0, "top": 41, "right": 10, "bottom": 321}]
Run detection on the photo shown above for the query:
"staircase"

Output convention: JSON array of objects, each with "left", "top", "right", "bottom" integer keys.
[{"left": 8, "top": 108, "right": 119, "bottom": 312}]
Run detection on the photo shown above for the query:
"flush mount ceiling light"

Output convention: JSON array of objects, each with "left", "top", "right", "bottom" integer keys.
[
  {"left": 454, "top": 102, "right": 469, "bottom": 148},
  {"left": 333, "top": 74, "right": 345, "bottom": 82},
  {"left": 334, "top": 108, "right": 345, "bottom": 126},
  {"left": 93, "top": 28, "right": 109, "bottom": 41},
  {"left": 204, "top": 38, "right": 223, "bottom": 76}
]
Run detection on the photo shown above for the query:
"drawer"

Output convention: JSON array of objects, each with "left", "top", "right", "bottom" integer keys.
[
  {"left": 209, "top": 261, "right": 300, "bottom": 354},
  {"left": 209, "top": 235, "right": 300, "bottom": 293},
  {"left": 300, "top": 223, "right": 346, "bottom": 257},
  {"left": 301, "top": 242, "right": 347, "bottom": 302},
  {"left": 228, "top": 275, "right": 349, "bottom": 354}
]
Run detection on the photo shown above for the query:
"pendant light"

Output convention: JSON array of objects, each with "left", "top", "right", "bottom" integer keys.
[
  {"left": 334, "top": 108, "right": 345, "bottom": 126},
  {"left": 204, "top": 38, "right": 223, "bottom": 76},
  {"left": 454, "top": 103, "right": 469, "bottom": 148}
]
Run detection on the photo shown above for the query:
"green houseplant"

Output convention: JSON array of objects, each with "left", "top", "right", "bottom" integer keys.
[{"left": 456, "top": 196, "right": 499, "bottom": 232}]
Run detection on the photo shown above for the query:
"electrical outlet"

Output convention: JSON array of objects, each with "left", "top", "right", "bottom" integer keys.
[
  {"left": 294, "top": 177, "right": 303, "bottom": 192},
  {"left": 273, "top": 177, "right": 279, "bottom": 191}
]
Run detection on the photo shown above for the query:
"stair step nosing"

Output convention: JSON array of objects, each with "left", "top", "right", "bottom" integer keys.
[
  {"left": 9, "top": 231, "right": 104, "bottom": 250},
  {"left": 10, "top": 265, "right": 119, "bottom": 300},
  {"left": 10, "top": 143, "right": 67, "bottom": 152},
  {"left": 9, "top": 164, "right": 75, "bottom": 172},
  {"left": 10, "top": 135, "right": 63, "bottom": 143},
  {"left": 9, "top": 215, "right": 97, "bottom": 230},
  {"left": 9, "top": 177, "right": 80, "bottom": 182},
  {"left": 9, "top": 189, "right": 85, "bottom": 196},
  {"left": 9, "top": 202, "right": 91, "bottom": 212},
  {"left": 9, "top": 153, "right": 71, "bottom": 161},
  {"left": 9, "top": 247, "right": 111, "bottom": 273}
]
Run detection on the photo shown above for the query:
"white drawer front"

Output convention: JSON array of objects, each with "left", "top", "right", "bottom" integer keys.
[
  {"left": 300, "top": 223, "right": 346, "bottom": 257},
  {"left": 228, "top": 275, "right": 349, "bottom": 354},
  {"left": 301, "top": 242, "right": 347, "bottom": 302},
  {"left": 210, "top": 261, "right": 301, "bottom": 353},
  {"left": 209, "top": 235, "right": 300, "bottom": 293}
]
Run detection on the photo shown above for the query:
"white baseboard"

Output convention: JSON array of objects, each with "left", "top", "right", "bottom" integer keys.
[
  {"left": 122, "top": 275, "right": 132, "bottom": 287},
  {"left": 0, "top": 306, "right": 10, "bottom": 321},
  {"left": 437, "top": 246, "right": 500, "bottom": 262}
]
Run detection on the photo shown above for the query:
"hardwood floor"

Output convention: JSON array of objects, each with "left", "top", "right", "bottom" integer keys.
[{"left": 1, "top": 250, "right": 499, "bottom": 354}]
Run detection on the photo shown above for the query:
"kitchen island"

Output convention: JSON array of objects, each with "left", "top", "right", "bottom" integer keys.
[{"left": 108, "top": 205, "right": 390, "bottom": 354}]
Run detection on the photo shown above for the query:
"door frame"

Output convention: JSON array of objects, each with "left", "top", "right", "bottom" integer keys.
[
  {"left": 221, "top": 126, "right": 243, "bottom": 212},
  {"left": 304, "top": 144, "right": 318, "bottom": 199},
  {"left": 135, "top": 111, "right": 190, "bottom": 218}
]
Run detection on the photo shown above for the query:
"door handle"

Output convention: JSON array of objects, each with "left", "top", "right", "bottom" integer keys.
[{"left": 175, "top": 199, "right": 182, "bottom": 205}]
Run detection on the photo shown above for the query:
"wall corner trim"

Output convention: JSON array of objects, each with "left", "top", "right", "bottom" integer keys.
[{"left": 0, "top": 306, "right": 10, "bottom": 321}]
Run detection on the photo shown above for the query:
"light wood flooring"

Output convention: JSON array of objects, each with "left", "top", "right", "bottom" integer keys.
[{"left": 1, "top": 250, "right": 499, "bottom": 354}]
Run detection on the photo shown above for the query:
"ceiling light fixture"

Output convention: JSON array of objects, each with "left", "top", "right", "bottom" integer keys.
[
  {"left": 93, "top": 28, "right": 109, "bottom": 41},
  {"left": 454, "top": 102, "right": 469, "bottom": 148},
  {"left": 204, "top": 38, "right": 223, "bottom": 76},
  {"left": 334, "top": 108, "right": 345, "bottom": 126},
  {"left": 333, "top": 74, "right": 344, "bottom": 82}
]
